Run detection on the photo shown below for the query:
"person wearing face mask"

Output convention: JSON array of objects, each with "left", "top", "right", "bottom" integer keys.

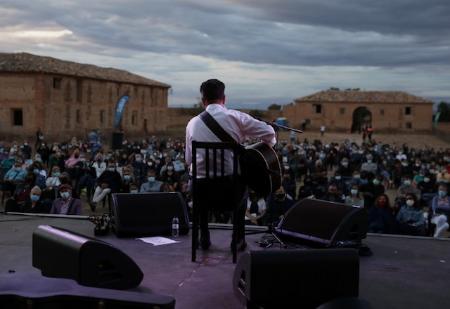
[
  {"left": 64, "top": 148, "right": 81, "bottom": 169},
  {"left": 360, "top": 154, "right": 378, "bottom": 174},
  {"left": 266, "top": 187, "right": 295, "bottom": 225},
  {"left": 345, "top": 184, "right": 364, "bottom": 208},
  {"left": 29, "top": 162, "right": 47, "bottom": 189},
  {"left": 297, "top": 176, "right": 316, "bottom": 200},
  {"left": 132, "top": 154, "right": 147, "bottom": 186},
  {"left": 397, "top": 177, "right": 421, "bottom": 199},
  {"left": 430, "top": 183, "right": 450, "bottom": 238},
  {"left": 333, "top": 172, "right": 348, "bottom": 196},
  {"left": 129, "top": 183, "right": 139, "bottom": 194},
  {"left": 140, "top": 169, "right": 163, "bottom": 193},
  {"left": 245, "top": 190, "right": 267, "bottom": 226},
  {"left": 92, "top": 154, "right": 107, "bottom": 178},
  {"left": 323, "top": 183, "right": 344, "bottom": 204},
  {"left": 399, "top": 158, "right": 413, "bottom": 176},
  {"left": 21, "top": 141, "right": 32, "bottom": 160},
  {"left": 3, "top": 158, "right": 27, "bottom": 197},
  {"left": 418, "top": 173, "right": 436, "bottom": 204},
  {"left": 336, "top": 158, "right": 352, "bottom": 178},
  {"left": 160, "top": 164, "right": 179, "bottom": 192},
  {"left": 396, "top": 193, "right": 426, "bottom": 236},
  {"left": 50, "top": 184, "right": 81, "bottom": 215},
  {"left": 91, "top": 163, "right": 122, "bottom": 209},
  {"left": 23, "top": 186, "right": 50, "bottom": 213},
  {"left": 120, "top": 166, "right": 135, "bottom": 193}
]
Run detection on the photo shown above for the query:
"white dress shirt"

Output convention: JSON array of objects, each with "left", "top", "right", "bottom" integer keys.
[{"left": 185, "top": 103, "right": 276, "bottom": 178}]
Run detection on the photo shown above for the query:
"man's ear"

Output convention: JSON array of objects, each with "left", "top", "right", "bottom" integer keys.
[
  {"left": 222, "top": 95, "right": 226, "bottom": 105},
  {"left": 201, "top": 98, "right": 208, "bottom": 108}
]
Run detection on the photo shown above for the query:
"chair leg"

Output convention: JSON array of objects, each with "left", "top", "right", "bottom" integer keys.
[
  {"left": 192, "top": 203, "right": 198, "bottom": 262},
  {"left": 232, "top": 207, "right": 238, "bottom": 264}
]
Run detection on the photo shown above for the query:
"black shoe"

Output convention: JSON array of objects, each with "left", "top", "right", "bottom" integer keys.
[
  {"left": 200, "top": 231, "right": 211, "bottom": 250},
  {"left": 231, "top": 239, "right": 247, "bottom": 252}
]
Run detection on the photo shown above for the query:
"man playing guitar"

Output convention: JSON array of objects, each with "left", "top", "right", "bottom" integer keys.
[{"left": 185, "top": 79, "right": 276, "bottom": 250}]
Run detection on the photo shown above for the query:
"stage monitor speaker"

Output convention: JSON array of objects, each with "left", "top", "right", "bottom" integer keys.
[
  {"left": 233, "top": 249, "right": 359, "bottom": 309},
  {"left": 275, "top": 198, "right": 368, "bottom": 247},
  {"left": 32, "top": 225, "right": 143, "bottom": 290},
  {"left": 112, "top": 132, "right": 124, "bottom": 150},
  {"left": 111, "top": 192, "right": 190, "bottom": 237},
  {"left": 0, "top": 273, "right": 175, "bottom": 309}
]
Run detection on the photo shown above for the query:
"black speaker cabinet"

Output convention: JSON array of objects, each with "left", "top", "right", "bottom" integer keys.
[
  {"left": 32, "top": 225, "right": 143, "bottom": 290},
  {"left": 276, "top": 198, "right": 368, "bottom": 247},
  {"left": 111, "top": 192, "right": 190, "bottom": 237},
  {"left": 112, "top": 132, "right": 124, "bottom": 150},
  {"left": 233, "top": 249, "right": 359, "bottom": 309},
  {"left": 0, "top": 272, "right": 175, "bottom": 309}
]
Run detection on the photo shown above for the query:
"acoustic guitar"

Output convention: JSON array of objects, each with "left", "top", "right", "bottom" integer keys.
[
  {"left": 240, "top": 142, "right": 282, "bottom": 197},
  {"left": 200, "top": 111, "right": 282, "bottom": 197}
]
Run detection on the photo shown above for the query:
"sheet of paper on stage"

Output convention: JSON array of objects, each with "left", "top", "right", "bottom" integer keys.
[{"left": 136, "top": 236, "right": 179, "bottom": 246}]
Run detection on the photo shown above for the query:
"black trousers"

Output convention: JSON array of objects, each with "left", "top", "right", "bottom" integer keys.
[{"left": 194, "top": 176, "right": 246, "bottom": 241}]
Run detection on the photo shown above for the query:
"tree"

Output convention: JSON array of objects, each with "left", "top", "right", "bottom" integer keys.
[
  {"left": 249, "top": 109, "right": 264, "bottom": 118},
  {"left": 437, "top": 102, "right": 450, "bottom": 122},
  {"left": 267, "top": 103, "right": 282, "bottom": 111}
]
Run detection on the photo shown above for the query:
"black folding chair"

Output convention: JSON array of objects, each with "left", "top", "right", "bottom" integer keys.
[{"left": 191, "top": 141, "right": 242, "bottom": 263}]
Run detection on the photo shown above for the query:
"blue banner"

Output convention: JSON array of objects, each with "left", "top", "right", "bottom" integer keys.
[{"left": 113, "top": 95, "right": 130, "bottom": 129}]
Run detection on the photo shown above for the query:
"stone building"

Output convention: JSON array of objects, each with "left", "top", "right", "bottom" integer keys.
[
  {"left": 282, "top": 89, "right": 433, "bottom": 132},
  {"left": 0, "top": 52, "right": 170, "bottom": 140}
]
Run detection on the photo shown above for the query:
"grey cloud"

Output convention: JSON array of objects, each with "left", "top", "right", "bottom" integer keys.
[{"left": 1, "top": 0, "right": 450, "bottom": 68}]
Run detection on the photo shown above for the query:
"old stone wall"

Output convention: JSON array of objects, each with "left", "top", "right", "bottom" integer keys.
[
  {"left": 0, "top": 72, "right": 169, "bottom": 141},
  {"left": 282, "top": 100, "right": 433, "bottom": 132}
]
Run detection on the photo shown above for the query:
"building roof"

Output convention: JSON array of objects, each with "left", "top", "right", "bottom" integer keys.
[
  {"left": 0, "top": 52, "right": 170, "bottom": 88},
  {"left": 295, "top": 90, "right": 432, "bottom": 104}
]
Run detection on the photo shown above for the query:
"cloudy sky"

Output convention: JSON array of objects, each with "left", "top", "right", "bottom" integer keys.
[{"left": 1, "top": 0, "right": 449, "bottom": 108}]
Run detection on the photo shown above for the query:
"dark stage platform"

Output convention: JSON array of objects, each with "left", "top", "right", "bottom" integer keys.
[{"left": 1, "top": 214, "right": 449, "bottom": 308}]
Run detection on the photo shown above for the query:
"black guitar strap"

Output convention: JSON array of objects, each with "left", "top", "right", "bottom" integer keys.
[{"left": 199, "top": 111, "right": 237, "bottom": 144}]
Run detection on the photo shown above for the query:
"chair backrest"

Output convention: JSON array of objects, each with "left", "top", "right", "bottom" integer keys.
[
  {"left": 191, "top": 141, "right": 242, "bottom": 211},
  {"left": 191, "top": 141, "right": 240, "bottom": 180}
]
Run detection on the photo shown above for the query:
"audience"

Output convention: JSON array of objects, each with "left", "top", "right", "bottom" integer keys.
[{"left": 0, "top": 134, "right": 449, "bottom": 238}]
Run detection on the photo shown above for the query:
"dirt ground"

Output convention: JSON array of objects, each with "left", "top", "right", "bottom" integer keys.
[{"left": 276, "top": 131, "right": 450, "bottom": 149}]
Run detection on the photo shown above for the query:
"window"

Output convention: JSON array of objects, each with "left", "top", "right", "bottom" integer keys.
[
  {"left": 64, "top": 83, "right": 72, "bottom": 102},
  {"left": 131, "top": 111, "right": 138, "bottom": 126},
  {"left": 12, "top": 109, "right": 23, "bottom": 126},
  {"left": 87, "top": 84, "right": 92, "bottom": 103},
  {"left": 76, "top": 110, "right": 81, "bottom": 124},
  {"left": 53, "top": 77, "right": 62, "bottom": 89},
  {"left": 108, "top": 87, "right": 113, "bottom": 104},
  {"left": 76, "top": 79, "right": 82, "bottom": 102},
  {"left": 339, "top": 107, "right": 345, "bottom": 115},
  {"left": 405, "top": 107, "right": 411, "bottom": 115},
  {"left": 100, "top": 110, "right": 105, "bottom": 125},
  {"left": 380, "top": 109, "right": 385, "bottom": 115},
  {"left": 406, "top": 122, "right": 412, "bottom": 129},
  {"left": 313, "top": 104, "right": 322, "bottom": 114}
]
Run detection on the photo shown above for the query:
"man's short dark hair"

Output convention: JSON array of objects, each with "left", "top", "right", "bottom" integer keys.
[{"left": 200, "top": 79, "right": 225, "bottom": 102}]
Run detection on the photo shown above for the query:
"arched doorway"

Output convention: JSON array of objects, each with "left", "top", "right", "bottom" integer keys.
[{"left": 351, "top": 107, "right": 372, "bottom": 133}]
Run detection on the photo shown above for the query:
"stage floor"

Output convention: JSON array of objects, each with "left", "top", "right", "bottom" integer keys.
[{"left": 1, "top": 214, "right": 449, "bottom": 309}]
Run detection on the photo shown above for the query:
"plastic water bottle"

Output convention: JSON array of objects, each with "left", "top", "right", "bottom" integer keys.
[{"left": 172, "top": 217, "right": 179, "bottom": 237}]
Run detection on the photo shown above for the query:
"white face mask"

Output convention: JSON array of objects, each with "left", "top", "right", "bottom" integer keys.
[
  {"left": 130, "top": 190, "right": 138, "bottom": 194},
  {"left": 406, "top": 199, "right": 414, "bottom": 207},
  {"left": 61, "top": 191, "right": 71, "bottom": 199}
]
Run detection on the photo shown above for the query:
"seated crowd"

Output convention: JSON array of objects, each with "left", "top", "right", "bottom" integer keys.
[{"left": 1, "top": 136, "right": 449, "bottom": 238}]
